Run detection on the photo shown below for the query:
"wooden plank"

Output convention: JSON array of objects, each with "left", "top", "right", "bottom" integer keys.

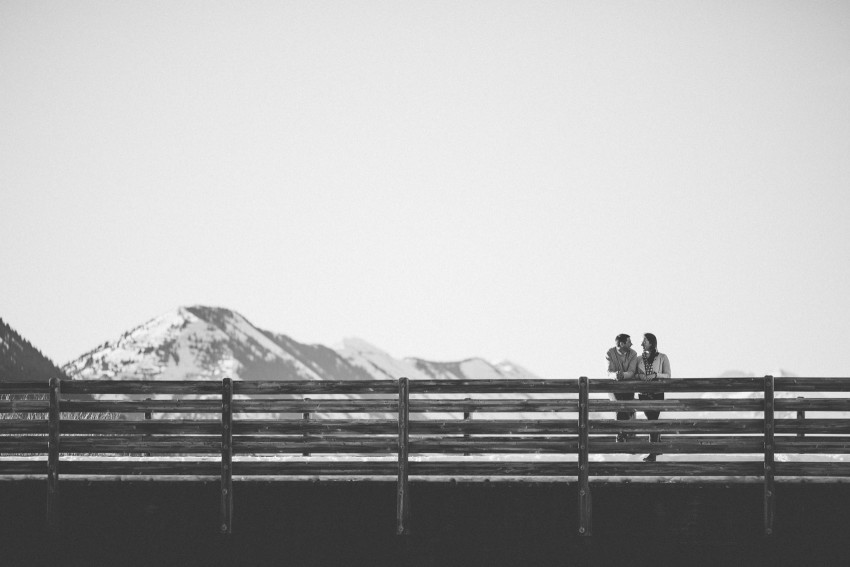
[
  {"left": 60, "top": 421, "right": 222, "bottom": 435},
  {"left": 0, "top": 440, "right": 49, "bottom": 454},
  {"left": 410, "top": 379, "right": 579, "bottom": 394},
  {"left": 776, "top": 398, "right": 850, "bottom": 412},
  {"left": 590, "top": 420, "right": 765, "bottom": 435},
  {"left": 60, "top": 460, "right": 223, "bottom": 476},
  {"left": 0, "top": 460, "right": 47, "bottom": 475},
  {"left": 46, "top": 377, "right": 60, "bottom": 531},
  {"left": 50, "top": 417, "right": 783, "bottom": 437},
  {"left": 578, "top": 376, "right": 591, "bottom": 536},
  {"left": 234, "top": 461, "right": 398, "bottom": 476},
  {"left": 764, "top": 375, "right": 775, "bottom": 537},
  {"left": 27, "top": 376, "right": 850, "bottom": 397},
  {"left": 8, "top": 433, "right": 844, "bottom": 458},
  {"left": 235, "top": 399, "right": 398, "bottom": 413},
  {"left": 33, "top": 392, "right": 850, "bottom": 415},
  {"left": 591, "top": 377, "right": 764, "bottom": 393},
  {"left": 397, "top": 377, "right": 410, "bottom": 535},
  {"left": 412, "top": 399, "right": 579, "bottom": 413},
  {"left": 775, "top": 420, "right": 850, "bottom": 434},
  {"left": 35, "top": 434, "right": 783, "bottom": 456},
  {"left": 234, "top": 381, "right": 399, "bottom": 395},
  {"left": 34, "top": 458, "right": 793, "bottom": 478},
  {"left": 235, "top": 420, "right": 399, "bottom": 435},
  {"left": 58, "top": 437, "right": 221, "bottom": 454},
  {"left": 1, "top": 420, "right": 49, "bottom": 434},
  {"left": 410, "top": 421, "right": 580, "bottom": 435},
  {"left": 595, "top": 399, "right": 764, "bottom": 412},
  {"left": 248, "top": 460, "right": 850, "bottom": 478},
  {"left": 411, "top": 439, "right": 573, "bottom": 454},
  {"left": 0, "top": 435, "right": 777, "bottom": 456},
  {"left": 399, "top": 461, "right": 764, "bottom": 477},
  {"left": 775, "top": 438, "right": 850, "bottom": 453},
  {"left": 775, "top": 462, "right": 850, "bottom": 477},
  {"left": 0, "top": 382, "right": 51, "bottom": 394},
  {"left": 582, "top": 461, "right": 765, "bottom": 477},
  {"left": 221, "top": 378, "right": 233, "bottom": 535},
  {"left": 775, "top": 377, "right": 850, "bottom": 392},
  {"left": 61, "top": 380, "right": 220, "bottom": 395},
  {"left": 237, "top": 438, "right": 399, "bottom": 454},
  {"left": 589, "top": 437, "right": 765, "bottom": 454},
  {"left": 0, "top": 400, "right": 49, "bottom": 413},
  {"left": 60, "top": 400, "right": 221, "bottom": 414}
]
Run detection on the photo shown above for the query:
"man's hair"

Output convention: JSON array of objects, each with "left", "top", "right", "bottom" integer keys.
[{"left": 615, "top": 333, "right": 630, "bottom": 344}]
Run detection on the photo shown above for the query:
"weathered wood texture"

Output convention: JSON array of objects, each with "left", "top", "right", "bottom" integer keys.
[
  {"left": 578, "top": 376, "right": 591, "bottom": 536},
  {"left": 6, "top": 376, "right": 850, "bottom": 533},
  {"left": 764, "top": 376, "right": 775, "bottom": 536},
  {"left": 46, "top": 378, "right": 60, "bottom": 531},
  {"left": 221, "top": 378, "right": 233, "bottom": 535},
  {"left": 6, "top": 376, "right": 850, "bottom": 539},
  {"left": 6, "top": 378, "right": 850, "bottom": 474},
  {"left": 397, "top": 377, "right": 410, "bottom": 535}
]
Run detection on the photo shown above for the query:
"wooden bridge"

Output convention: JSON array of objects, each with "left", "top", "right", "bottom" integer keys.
[{"left": 2, "top": 376, "right": 850, "bottom": 537}]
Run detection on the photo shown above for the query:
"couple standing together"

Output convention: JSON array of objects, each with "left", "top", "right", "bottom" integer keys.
[{"left": 606, "top": 332, "right": 671, "bottom": 463}]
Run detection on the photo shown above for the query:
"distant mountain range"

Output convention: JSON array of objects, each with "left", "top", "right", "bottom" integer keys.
[
  {"left": 3, "top": 306, "right": 798, "bottom": 386},
  {"left": 60, "top": 306, "right": 541, "bottom": 383},
  {"left": 2, "top": 308, "right": 813, "bottom": 423}
]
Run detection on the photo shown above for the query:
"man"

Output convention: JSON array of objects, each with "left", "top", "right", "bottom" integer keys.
[
  {"left": 635, "top": 332, "right": 671, "bottom": 462},
  {"left": 606, "top": 334, "right": 638, "bottom": 443}
]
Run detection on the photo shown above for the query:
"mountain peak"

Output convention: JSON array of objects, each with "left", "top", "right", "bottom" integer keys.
[{"left": 60, "top": 307, "right": 543, "bottom": 382}]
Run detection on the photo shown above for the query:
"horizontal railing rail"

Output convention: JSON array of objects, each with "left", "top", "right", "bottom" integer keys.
[{"left": 3, "top": 376, "right": 850, "bottom": 537}]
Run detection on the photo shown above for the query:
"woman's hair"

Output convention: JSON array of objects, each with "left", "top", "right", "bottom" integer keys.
[{"left": 643, "top": 333, "right": 658, "bottom": 349}]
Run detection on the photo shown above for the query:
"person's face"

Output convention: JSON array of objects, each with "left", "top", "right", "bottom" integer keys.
[
  {"left": 641, "top": 337, "right": 651, "bottom": 351},
  {"left": 617, "top": 338, "right": 631, "bottom": 350}
]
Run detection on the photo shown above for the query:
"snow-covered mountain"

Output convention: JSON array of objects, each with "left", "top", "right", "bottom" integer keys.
[{"left": 62, "top": 306, "right": 542, "bottom": 383}]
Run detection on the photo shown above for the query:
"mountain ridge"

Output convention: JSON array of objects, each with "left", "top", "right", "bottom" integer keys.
[
  {"left": 1, "top": 318, "right": 67, "bottom": 382},
  {"left": 61, "top": 306, "right": 541, "bottom": 383}
]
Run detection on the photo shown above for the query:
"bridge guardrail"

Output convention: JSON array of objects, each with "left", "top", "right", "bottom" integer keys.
[{"left": 3, "top": 375, "right": 850, "bottom": 536}]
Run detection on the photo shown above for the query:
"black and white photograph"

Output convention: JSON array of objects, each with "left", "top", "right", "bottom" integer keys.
[{"left": 2, "top": 1, "right": 850, "bottom": 565}]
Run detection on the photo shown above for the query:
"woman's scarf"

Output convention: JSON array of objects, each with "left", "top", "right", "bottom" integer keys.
[{"left": 642, "top": 349, "right": 658, "bottom": 377}]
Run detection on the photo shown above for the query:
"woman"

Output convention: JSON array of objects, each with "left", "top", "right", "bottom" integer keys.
[{"left": 635, "top": 333, "right": 671, "bottom": 462}]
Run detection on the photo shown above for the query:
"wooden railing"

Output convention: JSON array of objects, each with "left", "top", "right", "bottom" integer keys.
[{"left": 3, "top": 376, "right": 850, "bottom": 537}]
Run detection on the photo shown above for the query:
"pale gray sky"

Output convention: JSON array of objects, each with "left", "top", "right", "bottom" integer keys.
[{"left": 2, "top": 1, "right": 849, "bottom": 379}]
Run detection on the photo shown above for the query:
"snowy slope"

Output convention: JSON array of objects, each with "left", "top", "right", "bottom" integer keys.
[
  {"left": 62, "top": 306, "right": 541, "bottom": 384},
  {"left": 60, "top": 306, "right": 547, "bottom": 419}
]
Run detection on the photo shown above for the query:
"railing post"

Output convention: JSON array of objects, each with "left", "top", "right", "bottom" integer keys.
[
  {"left": 578, "top": 376, "right": 592, "bottom": 537},
  {"left": 764, "top": 375, "right": 775, "bottom": 537},
  {"left": 303, "top": 397, "right": 311, "bottom": 457},
  {"left": 397, "top": 377, "right": 410, "bottom": 535},
  {"left": 221, "top": 378, "right": 233, "bottom": 535},
  {"left": 463, "top": 397, "right": 471, "bottom": 456},
  {"left": 797, "top": 397, "right": 805, "bottom": 439},
  {"left": 144, "top": 397, "right": 152, "bottom": 457},
  {"left": 46, "top": 377, "right": 61, "bottom": 532}
]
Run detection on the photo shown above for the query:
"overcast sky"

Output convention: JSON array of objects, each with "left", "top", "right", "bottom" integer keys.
[{"left": 2, "top": 1, "right": 849, "bottom": 379}]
